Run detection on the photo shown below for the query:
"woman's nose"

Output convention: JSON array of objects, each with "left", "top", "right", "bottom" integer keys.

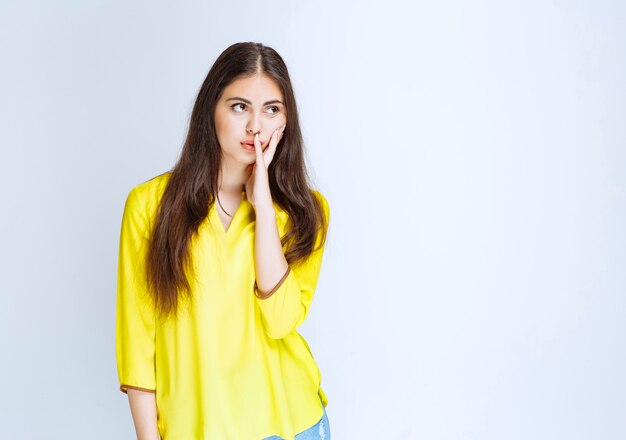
[
  {"left": 247, "top": 126, "right": 261, "bottom": 136},
  {"left": 246, "top": 114, "right": 262, "bottom": 136}
]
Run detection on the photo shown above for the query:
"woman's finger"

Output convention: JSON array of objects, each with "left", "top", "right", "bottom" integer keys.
[
  {"left": 253, "top": 132, "right": 265, "bottom": 167},
  {"left": 263, "top": 124, "right": 285, "bottom": 168}
]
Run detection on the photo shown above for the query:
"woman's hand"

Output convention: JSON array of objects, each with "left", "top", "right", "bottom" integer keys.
[{"left": 245, "top": 123, "right": 286, "bottom": 210}]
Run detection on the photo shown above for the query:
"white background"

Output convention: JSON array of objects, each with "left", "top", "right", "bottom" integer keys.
[{"left": 1, "top": 1, "right": 624, "bottom": 439}]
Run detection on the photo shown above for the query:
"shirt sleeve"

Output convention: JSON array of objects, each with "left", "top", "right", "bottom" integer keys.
[
  {"left": 115, "top": 186, "right": 157, "bottom": 394},
  {"left": 255, "top": 191, "right": 330, "bottom": 339}
]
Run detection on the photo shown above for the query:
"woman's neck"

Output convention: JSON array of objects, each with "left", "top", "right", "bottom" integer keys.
[{"left": 218, "top": 160, "right": 248, "bottom": 196}]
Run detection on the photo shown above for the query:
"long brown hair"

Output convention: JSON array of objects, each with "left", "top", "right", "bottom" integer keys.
[{"left": 145, "top": 42, "right": 328, "bottom": 322}]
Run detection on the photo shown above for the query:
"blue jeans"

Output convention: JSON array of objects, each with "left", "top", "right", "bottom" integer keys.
[{"left": 262, "top": 406, "right": 330, "bottom": 440}]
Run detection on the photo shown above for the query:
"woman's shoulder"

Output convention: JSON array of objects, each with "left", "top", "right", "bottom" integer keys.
[
  {"left": 310, "top": 188, "right": 330, "bottom": 218},
  {"left": 124, "top": 171, "right": 173, "bottom": 218},
  {"left": 132, "top": 170, "right": 172, "bottom": 196}
]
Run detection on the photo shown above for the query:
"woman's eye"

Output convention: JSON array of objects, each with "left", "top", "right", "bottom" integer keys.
[{"left": 230, "top": 103, "right": 280, "bottom": 114}]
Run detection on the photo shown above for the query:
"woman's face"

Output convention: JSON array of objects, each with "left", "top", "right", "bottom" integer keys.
[{"left": 214, "top": 73, "right": 287, "bottom": 169}]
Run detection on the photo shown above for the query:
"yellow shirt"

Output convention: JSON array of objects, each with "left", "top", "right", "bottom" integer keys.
[{"left": 115, "top": 171, "right": 330, "bottom": 440}]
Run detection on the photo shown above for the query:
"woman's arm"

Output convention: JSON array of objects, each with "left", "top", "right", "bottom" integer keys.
[
  {"left": 249, "top": 127, "right": 290, "bottom": 295},
  {"left": 247, "top": 127, "right": 330, "bottom": 338},
  {"left": 254, "top": 203, "right": 290, "bottom": 294},
  {"left": 253, "top": 191, "right": 330, "bottom": 339},
  {"left": 127, "top": 388, "right": 160, "bottom": 440}
]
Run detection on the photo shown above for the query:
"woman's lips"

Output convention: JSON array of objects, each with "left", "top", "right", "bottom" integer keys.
[
  {"left": 241, "top": 139, "right": 267, "bottom": 151},
  {"left": 241, "top": 141, "right": 256, "bottom": 151}
]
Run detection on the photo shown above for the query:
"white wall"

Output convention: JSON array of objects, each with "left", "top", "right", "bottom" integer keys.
[{"left": 1, "top": 0, "right": 624, "bottom": 438}]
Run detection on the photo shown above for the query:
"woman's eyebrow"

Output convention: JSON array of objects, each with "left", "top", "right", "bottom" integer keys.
[{"left": 225, "top": 96, "right": 284, "bottom": 106}]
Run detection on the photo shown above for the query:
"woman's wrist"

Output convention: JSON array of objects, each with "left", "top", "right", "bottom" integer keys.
[
  {"left": 255, "top": 266, "right": 291, "bottom": 299},
  {"left": 253, "top": 201, "right": 277, "bottom": 219}
]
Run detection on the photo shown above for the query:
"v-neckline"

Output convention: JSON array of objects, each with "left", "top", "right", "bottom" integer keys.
[{"left": 212, "top": 191, "right": 249, "bottom": 235}]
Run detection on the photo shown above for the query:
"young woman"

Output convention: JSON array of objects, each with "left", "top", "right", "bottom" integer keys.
[{"left": 115, "top": 42, "right": 331, "bottom": 439}]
